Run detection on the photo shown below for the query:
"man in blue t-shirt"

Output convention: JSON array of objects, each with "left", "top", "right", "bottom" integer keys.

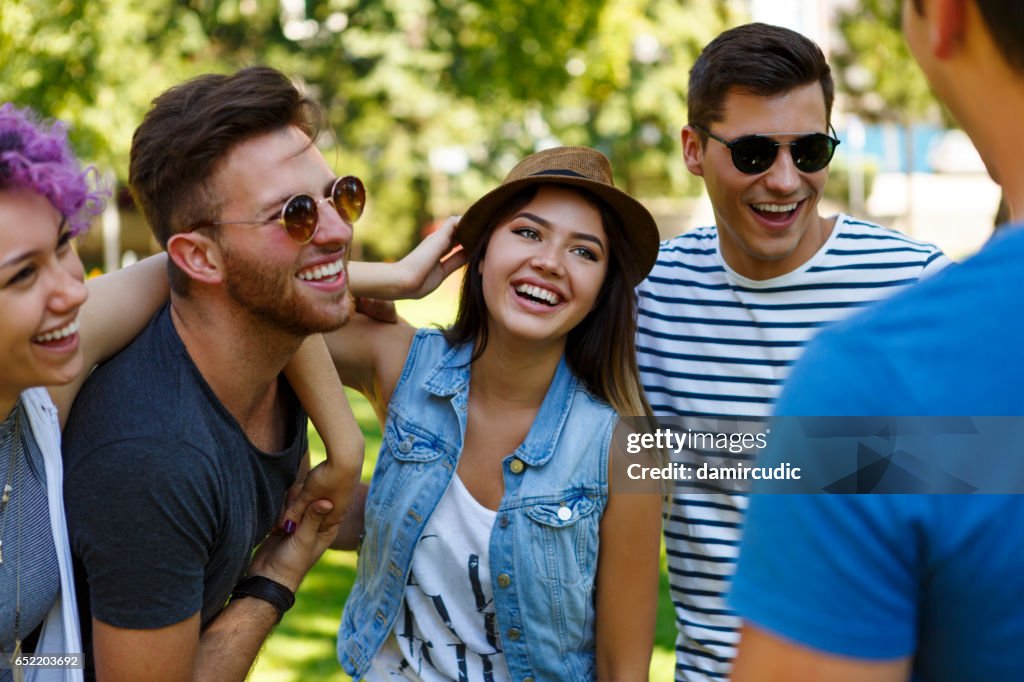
[{"left": 730, "top": 1, "right": 1024, "bottom": 680}]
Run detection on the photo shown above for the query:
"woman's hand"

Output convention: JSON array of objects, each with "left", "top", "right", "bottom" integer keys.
[
  {"left": 347, "top": 216, "right": 467, "bottom": 301},
  {"left": 280, "top": 455, "right": 361, "bottom": 532}
]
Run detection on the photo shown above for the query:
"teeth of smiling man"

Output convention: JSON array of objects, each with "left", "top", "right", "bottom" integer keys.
[
  {"left": 33, "top": 319, "right": 79, "bottom": 343},
  {"left": 297, "top": 257, "right": 345, "bottom": 282},
  {"left": 514, "top": 284, "right": 562, "bottom": 306},
  {"left": 752, "top": 202, "right": 799, "bottom": 213}
]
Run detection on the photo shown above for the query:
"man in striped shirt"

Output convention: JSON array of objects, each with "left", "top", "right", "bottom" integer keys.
[{"left": 635, "top": 23, "right": 949, "bottom": 681}]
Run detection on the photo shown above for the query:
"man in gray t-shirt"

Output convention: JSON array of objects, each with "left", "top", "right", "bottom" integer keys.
[
  {"left": 64, "top": 304, "right": 308, "bottom": 665},
  {"left": 63, "top": 66, "right": 358, "bottom": 681}
]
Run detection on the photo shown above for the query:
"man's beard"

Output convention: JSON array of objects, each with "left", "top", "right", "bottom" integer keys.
[{"left": 221, "top": 243, "right": 351, "bottom": 336}]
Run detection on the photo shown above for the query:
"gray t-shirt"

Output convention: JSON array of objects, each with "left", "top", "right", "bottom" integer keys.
[{"left": 62, "top": 304, "right": 306, "bottom": 669}]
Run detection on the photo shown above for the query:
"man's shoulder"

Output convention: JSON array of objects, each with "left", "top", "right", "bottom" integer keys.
[
  {"left": 833, "top": 213, "right": 948, "bottom": 256},
  {"left": 827, "top": 225, "right": 1022, "bottom": 339},
  {"left": 639, "top": 225, "right": 723, "bottom": 292},
  {"left": 64, "top": 434, "right": 219, "bottom": 487},
  {"left": 833, "top": 213, "right": 931, "bottom": 243},
  {"left": 75, "top": 302, "right": 182, "bottom": 394},
  {"left": 63, "top": 310, "right": 218, "bottom": 458},
  {"left": 656, "top": 225, "right": 720, "bottom": 256},
  {"left": 774, "top": 230, "right": 1020, "bottom": 416}
]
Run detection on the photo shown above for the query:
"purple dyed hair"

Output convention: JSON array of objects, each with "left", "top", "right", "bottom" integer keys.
[{"left": 0, "top": 102, "right": 106, "bottom": 235}]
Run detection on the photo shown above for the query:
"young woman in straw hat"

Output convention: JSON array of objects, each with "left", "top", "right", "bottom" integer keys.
[{"left": 321, "top": 146, "right": 662, "bottom": 681}]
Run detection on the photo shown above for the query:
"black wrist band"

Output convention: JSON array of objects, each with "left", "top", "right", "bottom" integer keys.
[{"left": 230, "top": 576, "right": 296, "bottom": 623}]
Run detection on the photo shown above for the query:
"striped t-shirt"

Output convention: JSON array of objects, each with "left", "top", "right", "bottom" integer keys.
[{"left": 635, "top": 214, "right": 949, "bottom": 681}]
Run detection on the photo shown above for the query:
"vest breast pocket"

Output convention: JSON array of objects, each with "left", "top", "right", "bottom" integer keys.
[
  {"left": 367, "top": 411, "right": 446, "bottom": 514},
  {"left": 521, "top": 493, "right": 602, "bottom": 588}
]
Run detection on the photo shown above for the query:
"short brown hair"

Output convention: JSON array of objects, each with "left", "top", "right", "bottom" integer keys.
[
  {"left": 128, "top": 66, "right": 323, "bottom": 294},
  {"left": 688, "top": 23, "right": 834, "bottom": 134}
]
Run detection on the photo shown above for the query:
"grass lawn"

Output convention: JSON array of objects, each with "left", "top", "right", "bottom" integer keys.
[{"left": 250, "top": 281, "right": 678, "bottom": 681}]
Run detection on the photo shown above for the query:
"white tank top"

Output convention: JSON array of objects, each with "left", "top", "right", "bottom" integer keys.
[{"left": 365, "top": 474, "right": 512, "bottom": 682}]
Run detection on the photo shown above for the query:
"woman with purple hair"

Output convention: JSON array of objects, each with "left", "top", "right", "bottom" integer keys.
[{"left": 0, "top": 103, "right": 168, "bottom": 682}]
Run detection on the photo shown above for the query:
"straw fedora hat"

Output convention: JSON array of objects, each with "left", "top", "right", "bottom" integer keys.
[{"left": 455, "top": 146, "right": 660, "bottom": 284}]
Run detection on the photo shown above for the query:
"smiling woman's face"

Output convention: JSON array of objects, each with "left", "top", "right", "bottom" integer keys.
[
  {"left": 0, "top": 187, "right": 88, "bottom": 408},
  {"left": 479, "top": 184, "right": 609, "bottom": 349}
]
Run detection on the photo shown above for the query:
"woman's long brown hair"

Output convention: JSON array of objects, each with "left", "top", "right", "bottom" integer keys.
[{"left": 443, "top": 184, "right": 653, "bottom": 419}]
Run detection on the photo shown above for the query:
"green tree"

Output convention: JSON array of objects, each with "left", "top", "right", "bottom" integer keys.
[
  {"left": 833, "top": 0, "right": 939, "bottom": 124},
  {"left": 551, "top": 0, "right": 735, "bottom": 198},
  {"left": 833, "top": 0, "right": 948, "bottom": 222},
  {"left": 2, "top": 0, "right": 737, "bottom": 259}
]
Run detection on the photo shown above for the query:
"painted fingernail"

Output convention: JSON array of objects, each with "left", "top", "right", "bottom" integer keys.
[{"left": 283, "top": 520, "right": 297, "bottom": 534}]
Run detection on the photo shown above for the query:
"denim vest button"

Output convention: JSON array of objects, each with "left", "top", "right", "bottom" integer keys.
[
  {"left": 398, "top": 437, "right": 413, "bottom": 453},
  {"left": 497, "top": 572, "right": 511, "bottom": 588},
  {"left": 557, "top": 505, "right": 572, "bottom": 521},
  {"left": 509, "top": 458, "right": 525, "bottom": 474},
  {"left": 499, "top": 514, "right": 510, "bottom": 528},
  {"left": 507, "top": 627, "right": 521, "bottom": 641}
]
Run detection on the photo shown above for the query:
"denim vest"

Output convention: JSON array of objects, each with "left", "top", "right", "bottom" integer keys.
[{"left": 338, "top": 329, "right": 617, "bottom": 681}]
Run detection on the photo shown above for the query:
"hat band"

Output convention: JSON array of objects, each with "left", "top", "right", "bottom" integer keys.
[{"left": 530, "top": 169, "right": 587, "bottom": 178}]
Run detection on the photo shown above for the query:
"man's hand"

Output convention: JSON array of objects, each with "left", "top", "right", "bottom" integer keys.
[
  {"left": 332, "top": 483, "right": 368, "bottom": 551},
  {"left": 355, "top": 296, "right": 400, "bottom": 324},
  {"left": 251, "top": 498, "right": 339, "bottom": 592}
]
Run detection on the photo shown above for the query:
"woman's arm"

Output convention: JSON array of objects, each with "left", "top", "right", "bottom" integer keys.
[
  {"left": 283, "top": 222, "right": 462, "bottom": 532},
  {"left": 281, "top": 335, "right": 366, "bottom": 530},
  {"left": 321, "top": 313, "right": 416, "bottom": 421},
  {"left": 49, "top": 253, "right": 170, "bottom": 426},
  {"left": 595, "top": 437, "right": 662, "bottom": 681}
]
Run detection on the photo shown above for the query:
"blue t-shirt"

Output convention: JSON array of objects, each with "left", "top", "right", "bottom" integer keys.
[{"left": 730, "top": 226, "right": 1024, "bottom": 680}]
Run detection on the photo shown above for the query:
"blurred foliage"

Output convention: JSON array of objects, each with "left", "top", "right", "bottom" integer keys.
[
  {"left": 832, "top": 0, "right": 943, "bottom": 125},
  {"left": 555, "top": 0, "right": 733, "bottom": 199},
  {"left": 1, "top": 0, "right": 737, "bottom": 259},
  {"left": 823, "top": 157, "right": 878, "bottom": 209}
]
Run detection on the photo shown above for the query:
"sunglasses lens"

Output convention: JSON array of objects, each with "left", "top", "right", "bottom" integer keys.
[
  {"left": 333, "top": 176, "right": 366, "bottom": 224},
  {"left": 792, "top": 134, "right": 836, "bottom": 173},
  {"left": 730, "top": 136, "right": 779, "bottom": 174},
  {"left": 282, "top": 194, "right": 318, "bottom": 243}
]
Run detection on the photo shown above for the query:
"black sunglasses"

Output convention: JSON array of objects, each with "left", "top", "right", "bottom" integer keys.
[
  {"left": 692, "top": 123, "right": 840, "bottom": 175},
  {"left": 190, "top": 175, "right": 366, "bottom": 244}
]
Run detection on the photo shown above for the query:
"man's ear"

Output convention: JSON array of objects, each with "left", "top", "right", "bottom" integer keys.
[
  {"left": 681, "top": 125, "right": 705, "bottom": 177},
  {"left": 167, "top": 232, "right": 225, "bottom": 286},
  {"left": 931, "top": 0, "right": 967, "bottom": 59}
]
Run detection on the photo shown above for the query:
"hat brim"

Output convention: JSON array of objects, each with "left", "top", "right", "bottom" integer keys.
[{"left": 455, "top": 174, "right": 660, "bottom": 286}]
